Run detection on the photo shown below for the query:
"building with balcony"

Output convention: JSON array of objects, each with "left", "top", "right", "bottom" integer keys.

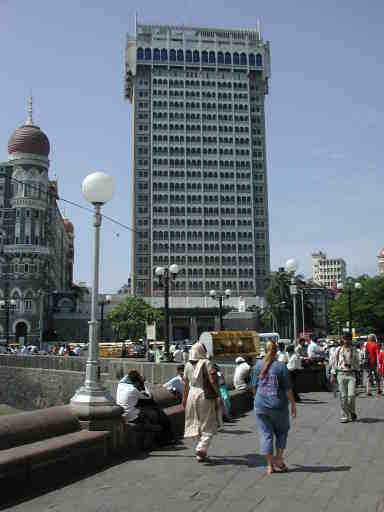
[
  {"left": 0, "top": 99, "right": 74, "bottom": 343},
  {"left": 312, "top": 251, "right": 346, "bottom": 289},
  {"left": 125, "top": 20, "right": 271, "bottom": 298}
]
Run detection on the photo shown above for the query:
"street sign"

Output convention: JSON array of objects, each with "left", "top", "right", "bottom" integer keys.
[
  {"left": 146, "top": 323, "right": 156, "bottom": 340},
  {"left": 290, "top": 284, "right": 297, "bottom": 295}
]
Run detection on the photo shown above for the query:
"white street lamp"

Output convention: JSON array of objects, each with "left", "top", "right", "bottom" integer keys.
[
  {"left": 286, "top": 258, "right": 299, "bottom": 345},
  {"left": 337, "top": 280, "right": 362, "bottom": 336},
  {"left": 209, "top": 289, "right": 232, "bottom": 330},
  {"left": 71, "top": 172, "right": 121, "bottom": 420}
]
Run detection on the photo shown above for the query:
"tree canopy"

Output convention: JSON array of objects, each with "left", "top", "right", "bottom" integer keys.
[
  {"left": 329, "top": 275, "right": 384, "bottom": 336},
  {"left": 107, "top": 296, "right": 162, "bottom": 341}
]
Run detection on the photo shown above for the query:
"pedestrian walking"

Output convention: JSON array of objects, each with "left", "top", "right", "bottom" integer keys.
[
  {"left": 250, "top": 340, "right": 296, "bottom": 475},
  {"left": 286, "top": 344, "right": 302, "bottom": 402},
  {"left": 183, "top": 342, "right": 219, "bottom": 462},
  {"left": 362, "top": 334, "right": 381, "bottom": 396},
  {"left": 330, "top": 333, "right": 360, "bottom": 423}
]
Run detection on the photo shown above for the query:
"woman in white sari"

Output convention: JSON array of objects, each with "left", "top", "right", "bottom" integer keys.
[{"left": 183, "top": 342, "right": 219, "bottom": 462}]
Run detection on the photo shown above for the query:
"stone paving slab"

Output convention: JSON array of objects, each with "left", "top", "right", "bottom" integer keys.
[{"left": 4, "top": 391, "right": 384, "bottom": 512}]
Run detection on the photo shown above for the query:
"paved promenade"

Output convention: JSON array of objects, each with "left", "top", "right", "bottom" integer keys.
[{"left": 6, "top": 391, "right": 384, "bottom": 512}]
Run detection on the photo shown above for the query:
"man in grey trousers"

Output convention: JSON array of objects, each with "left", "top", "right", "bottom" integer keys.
[{"left": 330, "top": 333, "right": 360, "bottom": 423}]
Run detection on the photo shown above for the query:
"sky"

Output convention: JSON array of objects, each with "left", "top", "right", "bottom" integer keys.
[{"left": 1, "top": 0, "right": 383, "bottom": 292}]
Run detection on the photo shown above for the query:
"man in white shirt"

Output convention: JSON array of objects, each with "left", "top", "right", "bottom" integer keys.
[
  {"left": 287, "top": 344, "right": 302, "bottom": 402},
  {"left": 233, "top": 357, "right": 251, "bottom": 390},
  {"left": 172, "top": 345, "right": 184, "bottom": 363},
  {"left": 116, "top": 370, "right": 153, "bottom": 422},
  {"left": 308, "top": 338, "right": 323, "bottom": 360},
  {"left": 163, "top": 365, "right": 185, "bottom": 399},
  {"left": 277, "top": 343, "right": 289, "bottom": 364},
  {"left": 116, "top": 370, "right": 177, "bottom": 445}
]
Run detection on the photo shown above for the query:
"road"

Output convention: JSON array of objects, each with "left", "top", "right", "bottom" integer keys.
[{"left": 5, "top": 391, "right": 384, "bottom": 512}]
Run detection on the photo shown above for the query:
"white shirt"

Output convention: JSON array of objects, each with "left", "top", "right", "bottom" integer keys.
[
  {"left": 116, "top": 380, "right": 152, "bottom": 421},
  {"left": 287, "top": 353, "right": 302, "bottom": 371},
  {"left": 163, "top": 375, "right": 184, "bottom": 395},
  {"left": 277, "top": 351, "right": 289, "bottom": 364},
  {"left": 182, "top": 351, "right": 189, "bottom": 363},
  {"left": 308, "top": 341, "right": 322, "bottom": 359},
  {"left": 172, "top": 349, "right": 183, "bottom": 363},
  {"left": 233, "top": 362, "right": 251, "bottom": 390}
]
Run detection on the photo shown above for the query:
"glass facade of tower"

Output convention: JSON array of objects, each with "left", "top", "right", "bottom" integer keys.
[{"left": 125, "top": 23, "right": 271, "bottom": 297}]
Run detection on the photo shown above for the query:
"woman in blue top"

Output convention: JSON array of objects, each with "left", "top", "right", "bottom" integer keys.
[{"left": 251, "top": 340, "right": 296, "bottom": 474}]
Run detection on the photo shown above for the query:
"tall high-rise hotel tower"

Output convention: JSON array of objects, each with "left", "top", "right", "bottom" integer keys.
[{"left": 125, "top": 21, "right": 271, "bottom": 298}]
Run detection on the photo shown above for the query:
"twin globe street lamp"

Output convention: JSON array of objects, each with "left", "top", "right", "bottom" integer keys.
[
  {"left": 337, "top": 280, "right": 362, "bottom": 337},
  {"left": 71, "top": 172, "right": 121, "bottom": 420},
  {"left": 209, "top": 288, "right": 231, "bottom": 331},
  {"left": 286, "top": 258, "right": 299, "bottom": 345},
  {"left": 155, "top": 264, "right": 179, "bottom": 360}
]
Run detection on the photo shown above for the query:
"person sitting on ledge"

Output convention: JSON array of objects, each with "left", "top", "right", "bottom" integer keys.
[
  {"left": 163, "top": 365, "right": 185, "bottom": 400},
  {"left": 116, "top": 369, "right": 177, "bottom": 446}
]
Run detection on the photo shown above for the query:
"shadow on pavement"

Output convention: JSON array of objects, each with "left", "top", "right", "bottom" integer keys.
[
  {"left": 220, "top": 429, "right": 253, "bottom": 435},
  {"left": 358, "top": 418, "right": 384, "bottom": 423},
  {"left": 206, "top": 453, "right": 265, "bottom": 467},
  {"left": 298, "top": 399, "right": 329, "bottom": 405},
  {"left": 290, "top": 464, "right": 351, "bottom": 473}
]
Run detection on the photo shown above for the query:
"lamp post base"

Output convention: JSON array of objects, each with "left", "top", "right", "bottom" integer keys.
[
  {"left": 70, "top": 385, "right": 124, "bottom": 452},
  {"left": 70, "top": 385, "right": 122, "bottom": 420}
]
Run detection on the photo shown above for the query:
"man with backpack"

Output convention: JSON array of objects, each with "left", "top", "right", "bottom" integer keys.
[
  {"left": 330, "top": 333, "right": 360, "bottom": 423},
  {"left": 361, "top": 334, "right": 381, "bottom": 396}
]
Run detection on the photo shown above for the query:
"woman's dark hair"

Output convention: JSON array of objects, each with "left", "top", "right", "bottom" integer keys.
[{"left": 261, "top": 341, "right": 277, "bottom": 379}]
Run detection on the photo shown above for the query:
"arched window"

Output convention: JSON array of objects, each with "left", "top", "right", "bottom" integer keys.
[
  {"left": 186, "top": 50, "right": 192, "bottom": 62},
  {"left": 170, "top": 49, "right": 176, "bottom": 61},
  {"left": 177, "top": 49, "right": 184, "bottom": 62},
  {"left": 202, "top": 51, "right": 208, "bottom": 64},
  {"left": 249, "top": 53, "right": 255, "bottom": 66},
  {"left": 256, "top": 53, "right": 263, "bottom": 66},
  {"left": 137, "top": 47, "right": 144, "bottom": 60},
  {"left": 193, "top": 50, "right": 200, "bottom": 63},
  {"left": 153, "top": 48, "right": 160, "bottom": 61},
  {"left": 209, "top": 51, "right": 216, "bottom": 64},
  {"left": 161, "top": 48, "right": 168, "bottom": 61},
  {"left": 240, "top": 52, "right": 247, "bottom": 65},
  {"left": 144, "top": 48, "right": 152, "bottom": 60},
  {"left": 217, "top": 52, "right": 224, "bottom": 64},
  {"left": 233, "top": 53, "right": 239, "bottom": 65},
  {"left": 225, "top": 52, "right": 231, "bottom": 64}
]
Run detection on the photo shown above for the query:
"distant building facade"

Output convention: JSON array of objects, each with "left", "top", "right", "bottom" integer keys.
[
  {"left": 125, "top": 20, "right": 271, "bottom": 298},
  {"left": 378, "top": 248, "right": 384, "bottom": 275},
  {"left": 0, "top": 100, "right": 74, "bottom": 344},
  {"left": 312, "top": 251, "right": 346, "bottom": 288}
]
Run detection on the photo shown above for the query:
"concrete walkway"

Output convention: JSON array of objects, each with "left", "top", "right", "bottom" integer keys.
[{"left": 5, "top": 391, "right": 384, "bottom": 512}]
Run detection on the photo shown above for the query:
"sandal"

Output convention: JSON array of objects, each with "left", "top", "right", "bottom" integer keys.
[
  {"left": 274, "top": 463, "right": 289, "bottom": 473},
  {"left": 266, "top": 466, "right": 275, "bottom": 475}
]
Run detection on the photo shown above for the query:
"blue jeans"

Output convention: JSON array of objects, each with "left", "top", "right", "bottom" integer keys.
[{"left": 255, "top": 410, "right": 290, "bottom": 455}]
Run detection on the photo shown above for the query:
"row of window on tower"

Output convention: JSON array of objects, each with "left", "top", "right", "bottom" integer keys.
[{"left": 137, "top": 48, "right": 263, "bottom": 67}]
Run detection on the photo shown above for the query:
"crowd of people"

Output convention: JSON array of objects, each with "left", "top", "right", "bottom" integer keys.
[{"left": 115, "top": 332, "right": 384, "bottom": 473}]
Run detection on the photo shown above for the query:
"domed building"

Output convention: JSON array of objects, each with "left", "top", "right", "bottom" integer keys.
[{"left": 0, "top": 98, "right": 74, "bottom": 345}]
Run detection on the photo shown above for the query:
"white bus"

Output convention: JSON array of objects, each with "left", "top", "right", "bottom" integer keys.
[{"left": 259, "top": 332, "right": 280, "bottom": 357}]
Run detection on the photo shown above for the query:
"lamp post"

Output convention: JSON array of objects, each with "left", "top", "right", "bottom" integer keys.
[
  {"left": 38, "top": 290, "right": 44, "bottom": 351},
  {"left": 155, "top": 264, "right": 179, "bottom": 360},
  {"left": 0, "top": 298, "right": 16, "bottom": 347},
  {"left": 299, "top": 288, "right": 305, "bottom": 337},
  {"left": 71, "top": 172, "right": 120, "bottom": 419},
  {"left": 209, "top": 289, "right": 231, "bottom": 331},
  {"left": 286, "top": 258, "right": 299, "bottom": 345},
  {"left": 100, "top": 295, "right": 111, "bottom": 342},
  {"left": 337, "top": 280, "right": 362, "bottom": 336}
]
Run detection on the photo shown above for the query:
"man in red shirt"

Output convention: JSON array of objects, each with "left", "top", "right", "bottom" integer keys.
[{"left": 364, "top": 334, "right": 381, "bottom": 396}]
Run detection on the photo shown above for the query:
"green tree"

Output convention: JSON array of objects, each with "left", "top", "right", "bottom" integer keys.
[
  {"left": 329, "top": 275, "right": 384, "bottom": 336},
  {"left": 107, "top": 296, "right": 163, "bottom": 341}
]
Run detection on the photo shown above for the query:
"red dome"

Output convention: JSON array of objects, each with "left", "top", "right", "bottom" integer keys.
[
  {"left": 64, "top": 219, "right": 74, "bottom": 234},
  {"left": 8, "top": 123, "right": 50, "bottom": 157}
]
